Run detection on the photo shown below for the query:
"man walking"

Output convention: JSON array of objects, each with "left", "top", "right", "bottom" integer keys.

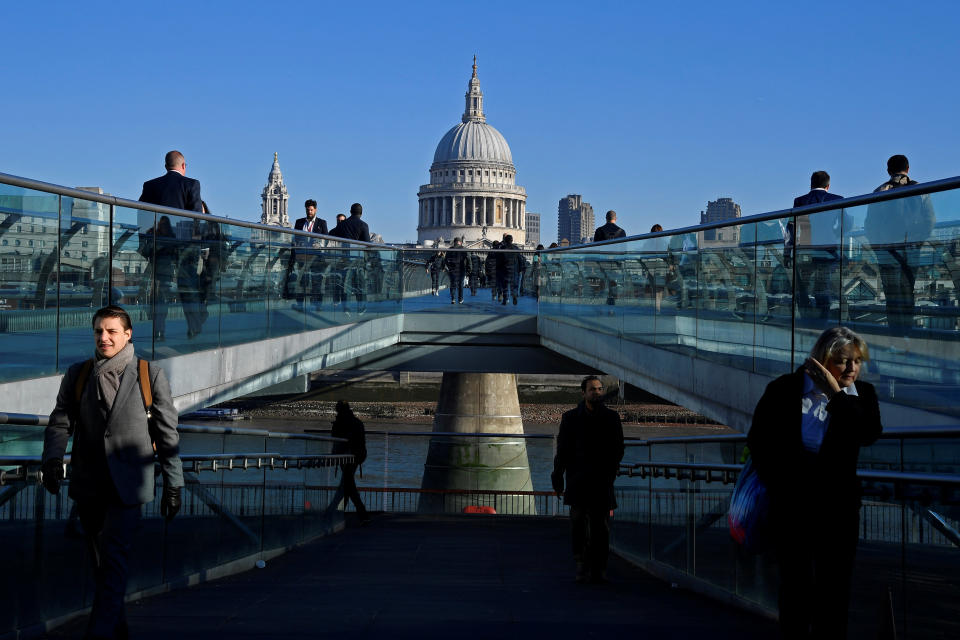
[
  {"left": 339, "top": 203, "right": 371, "bottom": 313},
  {"left": 42, "top": 305, "right": 183, "bottom": 639},
  {"left": 552, "top": 376, "right": 624, "bottom": 583},
  {"left": 792, "top": 171, "right": 844, "bottom": 319},
  {"left": 496, "top": 234, "right": 526, "bottom": 305},
  {"left": 864, "top": 155, "right": 936, "bottom": 332},
  {"left": 794, "top": 170, "right": 843, "bottom": 207},
  {"left": 139, "top": 150, "right": 202, "bottom": 213},
  {"left": 290, "top": 200, "right": 328, "bottom": 309},
  {"left": 594, "top": 210, "right": 626, "bottom": 242},
  {"left": 443, "top": 237, "right": 469, "bottom": 304}
]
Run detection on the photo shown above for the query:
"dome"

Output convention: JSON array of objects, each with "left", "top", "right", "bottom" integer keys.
[{"left": 433, "top": 120, "right": 513, "bottom": 165}]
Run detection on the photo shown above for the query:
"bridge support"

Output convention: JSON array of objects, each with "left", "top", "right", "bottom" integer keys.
[{"left": 419, "top": 373, "right": 536, "bottom": 514}]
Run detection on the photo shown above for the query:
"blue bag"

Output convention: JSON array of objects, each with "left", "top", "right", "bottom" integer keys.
[{"left": 727, "top": 458, "right": 769, "bottom": 553}]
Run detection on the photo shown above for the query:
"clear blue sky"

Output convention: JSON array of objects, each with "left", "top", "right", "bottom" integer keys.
[{"left": 2, "top": 0, "right": 958, "bottom": 243}]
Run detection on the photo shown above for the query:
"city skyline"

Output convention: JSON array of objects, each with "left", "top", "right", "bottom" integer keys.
[{"left": 2, "top": 1, "right": 959, "bottom": 243}]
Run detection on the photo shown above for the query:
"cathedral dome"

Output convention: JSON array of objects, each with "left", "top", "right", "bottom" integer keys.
[{"left": 433, "top": 120, "right": 513, "bottom": 165}]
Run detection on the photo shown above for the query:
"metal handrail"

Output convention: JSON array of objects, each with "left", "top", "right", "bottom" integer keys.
[
  {"left": 624, "top": 426, "right": 960, "bottom": 448},
  {"left": 0, "top": 171, "right": 390, "bottom": 249},
  {"left": 547, "top": 174, "right": 960, "bottom": 251},
  {"left": 306, "top": 429, "right": 554, "bottom": 439}
]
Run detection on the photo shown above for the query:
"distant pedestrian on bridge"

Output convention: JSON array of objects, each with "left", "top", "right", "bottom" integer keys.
[
  {"left": 331, "top": 400, "right": 369, "bottom": 524},
  {"left": 552, "top": 376, "right": 625, "bottom": 583},
  {"left": 42, "top": 305, "right": 183, "bottom": 640},
  {"left": 443, "top": 237, "right": 469, "bottom": 304},
  {"left": 748, "top": 326, "right": 882, "bottom": 638},
  {"left": 593, "top": 210, "right": 626, "bottom": 242},
  {"left": 139, "top": 150, "right": 202, "bottom": 213}
]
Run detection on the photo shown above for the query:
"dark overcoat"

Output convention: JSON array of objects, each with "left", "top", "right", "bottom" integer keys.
[{"left": 552, "top": 401, "right": 625, "bottom": 510}]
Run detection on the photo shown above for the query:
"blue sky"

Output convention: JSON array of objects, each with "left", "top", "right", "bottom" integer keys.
[{"left": 2, "top": 0, "right": 958, "bottom": 243}]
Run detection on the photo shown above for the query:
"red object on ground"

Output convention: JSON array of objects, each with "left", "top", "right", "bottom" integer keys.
[
  {"left": 463, "top": 505, "right": 496, "bottom": 515},
  {"left": 304, "top": 500, "right": 312, "bottom": 511}
]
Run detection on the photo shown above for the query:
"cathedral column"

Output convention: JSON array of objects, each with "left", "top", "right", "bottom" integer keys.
[
  {"left": 520, "top": 201, "right": 525, "bottom": 229},
  {"left": 507, "top": 199, "right": 513, "bottom": 228},
  {"left": 432, "top": 198, "right": 438, "bottom": 227},
  {"left": 444, "top": 196, "right": 450, "bottom": 226},
  {"left": 481, "top": 196, "right": 487, "bottom": 228}
]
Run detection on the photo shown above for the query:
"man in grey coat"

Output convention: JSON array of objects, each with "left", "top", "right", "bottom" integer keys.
[{"left": 42, "top": 305, "right": 183, "bottom": 640}]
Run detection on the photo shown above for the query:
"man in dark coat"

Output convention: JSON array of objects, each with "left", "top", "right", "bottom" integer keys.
[
  {"left": 139, "top": 150, "right": 202, "bottom": 213},
  {"left": 42, "top": 306, "right": 183, "bottom": 639},
  {"left": 339, "top": 202, "right": 371, "bottom": 242},
  {"left": 496, "top": 234, "right": 527, "bottom": 305},
  {"left": 593, "top": 210, "right": 626, "bottom": 242},
  {"left": 552, "top": 376, "right": 625, "bottom": 583},
  {"left": 339, "top": 203, "right": 370, "bottom": 312},
  {"left": 330, "top": 400, "right": 369, "bottom": 524},
  {"left": 791, "top": 171, "right": 845, "bottom": 319},
  {"left": 485, "top": 241, "right": 501, "bottom": 300},
  {"left": 443, "top": 237, "right": 470, "bottom": 304}
]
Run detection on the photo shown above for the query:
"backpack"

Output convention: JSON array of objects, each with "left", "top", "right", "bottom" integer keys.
[{"left": 73, "top": 358, "right": 155, "bottom": 426}]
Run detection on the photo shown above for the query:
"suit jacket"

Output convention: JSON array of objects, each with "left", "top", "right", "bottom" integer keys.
[
  {"left": 339, "top": 215, "right": 370, "bottom": 242},
  {"left": 747, "top": 369, "right": 882, "bottom": 516},
  {"left": 594, "top": 222, "right": 626, "bottom": 242},
  {"left": 139, "top": 170, "right": 202, "bottom": 212},
  {"left": 292, "top": 216, "right": 328, "bottom": 257},
  {"left": 793, "top": 189, "right": 843, "bottom": 208},
  {"left": 43, "top": 358, "right": 184, "bottom": 505}
]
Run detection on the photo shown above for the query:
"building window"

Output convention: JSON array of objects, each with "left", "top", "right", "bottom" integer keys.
[{"left": 28, "top": 240, "right": 34, "bottom": 247}]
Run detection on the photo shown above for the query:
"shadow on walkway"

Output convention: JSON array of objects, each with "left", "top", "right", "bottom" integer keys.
[{"left": 47, "top": 514, "right": 778, "bottom": 639}]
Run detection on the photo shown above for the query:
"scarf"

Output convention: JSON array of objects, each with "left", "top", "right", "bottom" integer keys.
[{"left": 94, "top": 343, "right": 135, "bottom": 411}]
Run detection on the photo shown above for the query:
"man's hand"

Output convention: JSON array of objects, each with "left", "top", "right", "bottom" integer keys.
[
  {"left": 160, "top": 486, "right": 181, "bottom": 521},
  {"left": 41, "top": 458, "right": 65, "bottom": 495}
]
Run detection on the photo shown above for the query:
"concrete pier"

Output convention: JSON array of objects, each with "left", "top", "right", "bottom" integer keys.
[{"left": 419, "top": 373, "right": 536, "bottom": 514}]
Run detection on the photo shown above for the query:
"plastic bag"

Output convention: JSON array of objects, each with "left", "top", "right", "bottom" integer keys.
[{"left": 727, "top": 458, "right": 769, "bottom": 553}]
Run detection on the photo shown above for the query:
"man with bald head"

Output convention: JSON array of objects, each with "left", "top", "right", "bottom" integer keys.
[{"left": 139, "top": 150, "right": 202, "bottom": 213}]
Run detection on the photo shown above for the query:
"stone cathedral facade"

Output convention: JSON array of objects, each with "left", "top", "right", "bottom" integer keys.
[
  {"left": 417, "top": 59, "right": 527, "bottom": 246},
  {"left": 260, "top": 152, "right": 291, "bottom": 228}
]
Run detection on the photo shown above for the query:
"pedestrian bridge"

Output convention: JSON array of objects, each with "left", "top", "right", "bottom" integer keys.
[
  {"left": 2, "top": 171, "right": 959, "bottom": 638},
  {"left": 2, "top": 171, "right": 959, "bottom": 431}
]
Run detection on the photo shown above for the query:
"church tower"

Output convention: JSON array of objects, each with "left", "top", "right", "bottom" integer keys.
[{"left": 260, "top": 152, "right": 291, "bottom": 227}]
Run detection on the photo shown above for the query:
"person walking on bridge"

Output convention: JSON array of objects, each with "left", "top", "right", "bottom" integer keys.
[
  {"left": 552, "top": 376, "right": 624, "bottom": 583},
  {"left": 42, "top": 305, "right": 183, "bottom": 640},
  {"left": 331, "top": 400, "right": 369, "bottom": 524}
]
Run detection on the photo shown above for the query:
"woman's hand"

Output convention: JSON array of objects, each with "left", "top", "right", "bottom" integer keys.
[{"left": 805, "top": 357, "right": 841, "bottom": 397}]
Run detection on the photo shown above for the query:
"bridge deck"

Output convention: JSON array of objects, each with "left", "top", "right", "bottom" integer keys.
[{"left": 46, "top": 514, "right": 777, "bottom": 639}]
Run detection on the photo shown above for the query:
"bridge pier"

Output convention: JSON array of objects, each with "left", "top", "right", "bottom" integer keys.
[{"left": 419, "top": 373, "right": 536, "bottom": 514}]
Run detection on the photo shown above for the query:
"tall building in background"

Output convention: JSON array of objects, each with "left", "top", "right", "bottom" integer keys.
[
  {"left": 525, "top": 212, "right": 540, "bottom": 246},
  {"left": 557, "top": 195, "right": 594, "bottom": 245},
  {"left": 417, "top": 57, "right": 527, "bottom": 246},
  {"left": 260, "top": 152, "right": 291, "bottom": 228},
  {"left": 700, "top": 197, "right": 741, "bottom": 243}
]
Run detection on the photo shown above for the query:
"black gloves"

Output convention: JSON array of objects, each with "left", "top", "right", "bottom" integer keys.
[
  {"left": 41, "top": 459, "right": 64, "bottom": 495},
  {"left": 551, "top": 471, "right": 564, "bottom": 496},
  {"left": 160, "top": 485, "right": 181, "bottom": 521}
]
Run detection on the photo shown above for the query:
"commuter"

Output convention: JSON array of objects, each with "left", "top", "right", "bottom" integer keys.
[
  {"left": 594, "top": 210, "right": 626, "bottom": 242},
  {"left": 177, "top": 219, "right": 206, "bottom": 339},
  {"left": 138, "top": 215, "right": 177, "bottom": 342},
  {"left": 864, "top": 155, "right": 936, "bottom": 333},
  {"left": 139, "top": 150, "right": 202, "bottom": 213},
  {"left": 551, "top": 375, "right": 625, "bottom": 583},
  {"left": 529, "top": 244, "right": 545, "bottom": 299},
  {"left": 331, "top": 400, "right": 370, "bottom": 524},
  {"left": 339, "top": 204, "right": 370, "bottom": 314},
  {"left": 41, "top": 305, "right": 183, "bottom": 639},
  {"left": 747, "top": 326, "right": 882, "bottom": 638},
  {"left": 425, "top": 250, "right": 444, "bottom": 295},
  {"left": 443, "top": 237, "right": 469, "bottom": 304},
  {"left": 791, "top": 172, "right": 844, "bottom": 319},
  {"left": 497, "top": 234, "right": 527, "bottom": 305},
  {"left": 650, "top": 224, "right": 662, "bottom": 233},
  {"left": 468, "top": 250, "right": 483, "bottom": 296},
  {"left": 290, "top": 199, "right": 328, "bottom": 310},
  {"left": 485, "top": 241, "right": 501, "bottom": 300}
]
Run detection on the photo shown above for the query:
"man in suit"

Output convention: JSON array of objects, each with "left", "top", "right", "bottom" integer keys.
[
  {"left": 290, "top": 200, "right": 328, "bottom": 309},
  {"left": 338, "top": 203, "right": 370, "bottom": 313},
  {"left": 42, "top": 305, "right": 183, "bottom": 640},
  {"left": 790, "top": 171, "right": 845, "bottom": 320},
  {"left": 139, "top": 150, "right": 202, "bottom": 212}
]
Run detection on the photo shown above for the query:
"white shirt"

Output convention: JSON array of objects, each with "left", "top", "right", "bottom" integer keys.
[{"left": 800, "top": 373, "right": 858, "bottom": 453}]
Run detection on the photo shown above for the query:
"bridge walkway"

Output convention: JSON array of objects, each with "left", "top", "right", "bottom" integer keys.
[{"left": 44, "top": 514, "right": 777, "bottom": 639}]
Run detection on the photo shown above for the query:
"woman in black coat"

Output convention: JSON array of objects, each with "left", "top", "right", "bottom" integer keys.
[{"left": 747, "top": 326, "right": 882, "bottom": 639}]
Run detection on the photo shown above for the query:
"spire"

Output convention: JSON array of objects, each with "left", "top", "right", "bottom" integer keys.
[
  {"left": 274, "top": 151, "right": 278, "bottom": 163},
  {"left": 462, "top": 55, "right": 485, "bottom": 123}
]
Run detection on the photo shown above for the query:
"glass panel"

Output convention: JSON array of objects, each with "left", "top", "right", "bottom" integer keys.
[
  {"left": 114, "top": 206, "right": 155, "bottom": 356},
  {"left": 220, "top": 223, "right": 271, "bottom": 347},
  {"left": 56, "top": 194, "right": 113, "bottom": 368},
  {"left": 697, "top": 222, "right": 755, "bottom": 369},
  {"left": 658, "top": 231, "right": 698, "bottom": 354},
  {"left": 0, "top": 184, "right": 59, "bottom": 380},
  {"left": 753, "top": 218, "right": 793, "bottom": 374}
]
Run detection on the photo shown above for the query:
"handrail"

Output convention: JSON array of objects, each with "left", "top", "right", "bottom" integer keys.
[
  {"left": 546, "top": 174, "right": 960, "bottom": 252},
  {"left": 306, "top": 429, "right": 555, "bottom": 439},
  {"left": 0, "top": 171, "right": 391, "bottom": 249},
  {"left": 623, "top": 426, "right": 960, "bottom": 448}
]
